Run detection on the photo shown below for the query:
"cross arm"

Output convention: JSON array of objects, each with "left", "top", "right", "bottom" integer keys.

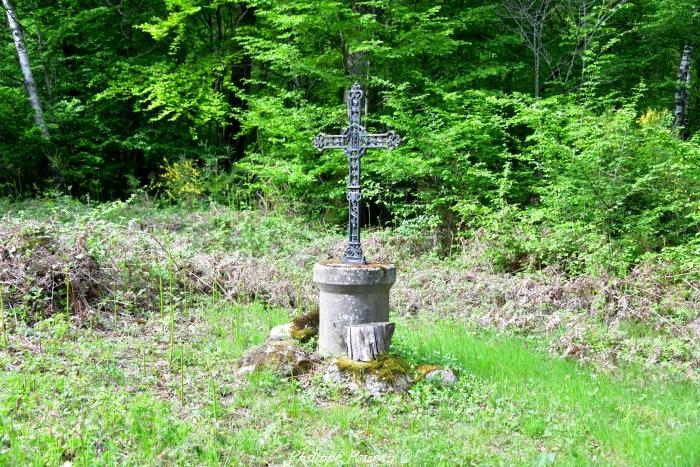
[
  {"left": 361, "top": 130, "right": 401, "bottom": 150},
  {"left": 313, "top": 133, "right": 347, "bottom": 151}
]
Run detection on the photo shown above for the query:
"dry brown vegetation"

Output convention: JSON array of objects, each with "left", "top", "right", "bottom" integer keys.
[{"left": 1, "top": 203, "right": 698, "bottom": 379}]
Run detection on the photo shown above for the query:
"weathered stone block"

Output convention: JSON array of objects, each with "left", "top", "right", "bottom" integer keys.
[{"left": 313, "top": 261, "right": 396, "bottom": 356}]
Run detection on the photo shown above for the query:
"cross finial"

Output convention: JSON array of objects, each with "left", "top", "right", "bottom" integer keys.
[{"left": 313, "top": 84, "right": 401, "bottom": 264}]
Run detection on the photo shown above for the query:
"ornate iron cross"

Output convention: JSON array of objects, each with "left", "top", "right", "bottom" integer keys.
[{"left": 313, "top": 83, "right": 401, "bottom": 264}]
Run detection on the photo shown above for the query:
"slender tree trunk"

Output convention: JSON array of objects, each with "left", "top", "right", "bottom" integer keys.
[
  {"left": 35, "top": 29, "right": 52, "bottom": 105},
  {"left": 534, "top": 39, "right": 540, "bottom": 98},
  {"left": 223, "top": 3, "right": 255, "bottom": 162},
  {"left": 673, "top": 44, "right": 693, "bottom": 132},
  {"left": 2, "top": 0, "right": 49, "bottom": 138},
  {"left": 27, "top": 0, "right": 51, "bottom": 105},
  {"left": 502, "top": 0, "right": 552, "bottom": 99}
]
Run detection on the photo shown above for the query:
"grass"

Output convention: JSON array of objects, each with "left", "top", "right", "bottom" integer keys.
[
  {"left": 399, "top": 321, "right": 700, "bottom": 464},
  {"left": 1, "top": 300, "right": 698, "bottom": 465},
  {"left": 0, "top": 198, "right": 698, "bottom": 463}
]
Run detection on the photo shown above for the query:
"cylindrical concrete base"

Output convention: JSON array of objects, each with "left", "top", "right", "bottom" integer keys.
[{"left": 313, "top": 262, "right": 396, "bottom": 356}]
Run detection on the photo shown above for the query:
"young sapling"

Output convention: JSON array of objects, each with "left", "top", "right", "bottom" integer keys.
[{"left": 0, "top": 286, "right": 8, "bottom": 348}]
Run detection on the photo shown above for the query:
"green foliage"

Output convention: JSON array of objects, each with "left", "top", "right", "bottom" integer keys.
[
  {"left": 492, "top": 98, "right": 700, "bottom": 273},
  {"left": 1, "top": 0, "right": 700, "bottom": 273}
]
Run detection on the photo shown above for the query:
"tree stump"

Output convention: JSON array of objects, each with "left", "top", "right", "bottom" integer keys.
[{"left": 346, "top": 322, "right": 395, "bottom": 361}]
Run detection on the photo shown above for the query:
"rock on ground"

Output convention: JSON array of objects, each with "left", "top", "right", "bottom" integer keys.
[
  {"left": 425, "top": 368, "right": 458, "bottom": 386},
  {"left": 236, "top": 340, "right": 318, "bottom": 378},
  {"left": 268, "top": 323, "right": 292, "bottom": 341},
  {"left": 321, "top": 359, "right": 413, "bottom": 397}
]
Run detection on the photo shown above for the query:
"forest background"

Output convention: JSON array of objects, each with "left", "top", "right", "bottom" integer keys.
[{"left": 1, "top": 0, "right": 700, "bottom": 276}]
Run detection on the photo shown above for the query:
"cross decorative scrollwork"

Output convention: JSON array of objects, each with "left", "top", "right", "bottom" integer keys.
[{"left": 313, "top": 83, "right": 401, "bottom": 264}]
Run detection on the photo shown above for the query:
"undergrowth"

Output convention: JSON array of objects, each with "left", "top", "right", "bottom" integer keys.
[{"left": 0, "top": 197, "right": 698, "bottom": 380}]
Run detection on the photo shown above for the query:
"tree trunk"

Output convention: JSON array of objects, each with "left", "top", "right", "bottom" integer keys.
[
  {"left": 534, "top": 41, "right": 540, "bottom": 98},
  {"left": 502, "top": 0, "right": 552, "bottom": 99},
  {"left": 673, "top": 44, "right": 693, "bottom": 132},
  {"left": 27, "top": 0, "right": 51, "bottom": 106},
  {"left": 2, "top": 0, "right": 49, "bottom": 138},
  {"left": 223, "top": 3, "right": 255, "bottom": 162},
  {"left": 346, "top": 322, "right": 395, "bottom": 362}
]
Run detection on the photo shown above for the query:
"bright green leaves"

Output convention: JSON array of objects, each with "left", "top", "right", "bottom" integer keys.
[
  {"left": 233, "top": 1, "right": 503, "bottom": 222},
  {"left": 98, "top": 1, "right": 255, "bottom": 145},
  {"left": 139, "top": 0, "right": 203, "bottom": 52},
  {"left": 506, "top": 96, "right": 700, "bottom": 272},
  {"left": 100, "top": 61, "right": 231, "bottom": 133},
  {"left": 387, "top": 6, "right": 462, "bottom": 60},
  {"left": 237, "top": 87, "right": 341, "bottom": 205}
]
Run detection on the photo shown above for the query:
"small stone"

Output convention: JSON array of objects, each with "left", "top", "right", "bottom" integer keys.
[
  {"left": 268, "top": 323, "right": 292, "bottom": 341},
  {"left": 425, "top": 368, "right": 458, "bottom": 386},
  {"left": 235, "top": 365, "right": 256, "bottom": 377},
  {"left": 365, "top": 373, "right": 413, "bottom": 397}
]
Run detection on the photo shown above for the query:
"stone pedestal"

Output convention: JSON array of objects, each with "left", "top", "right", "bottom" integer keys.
[{"left": 313, "top": 262, "right": 396, "bottom": 356}]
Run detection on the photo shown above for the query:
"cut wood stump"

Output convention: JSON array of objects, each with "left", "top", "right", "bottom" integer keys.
[{"left": 346, "top": 322, "right": 395, "bottom": 361}]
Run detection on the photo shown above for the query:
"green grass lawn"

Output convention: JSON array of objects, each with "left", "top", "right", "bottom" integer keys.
[{"left": 1, "top": 299, "right": 698, "bottom": 465}]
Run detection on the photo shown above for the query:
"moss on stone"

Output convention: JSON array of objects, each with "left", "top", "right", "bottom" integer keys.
[
  {"left": 336, "top": 353, "right": 412, "bottom": 383},
  {"left": 415, "top": 364, "right": 443, "bottom": 380},
  {"left": 290, "top": 326, "right": 316, "bottom": 341},
  {"left": 290, "top": 310, "right": 319, "bottom": 342}
]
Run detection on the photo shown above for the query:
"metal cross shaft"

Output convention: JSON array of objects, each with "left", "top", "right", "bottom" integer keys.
[{"left": 313, "top": 83, "right": 401, "bottom": 264}]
